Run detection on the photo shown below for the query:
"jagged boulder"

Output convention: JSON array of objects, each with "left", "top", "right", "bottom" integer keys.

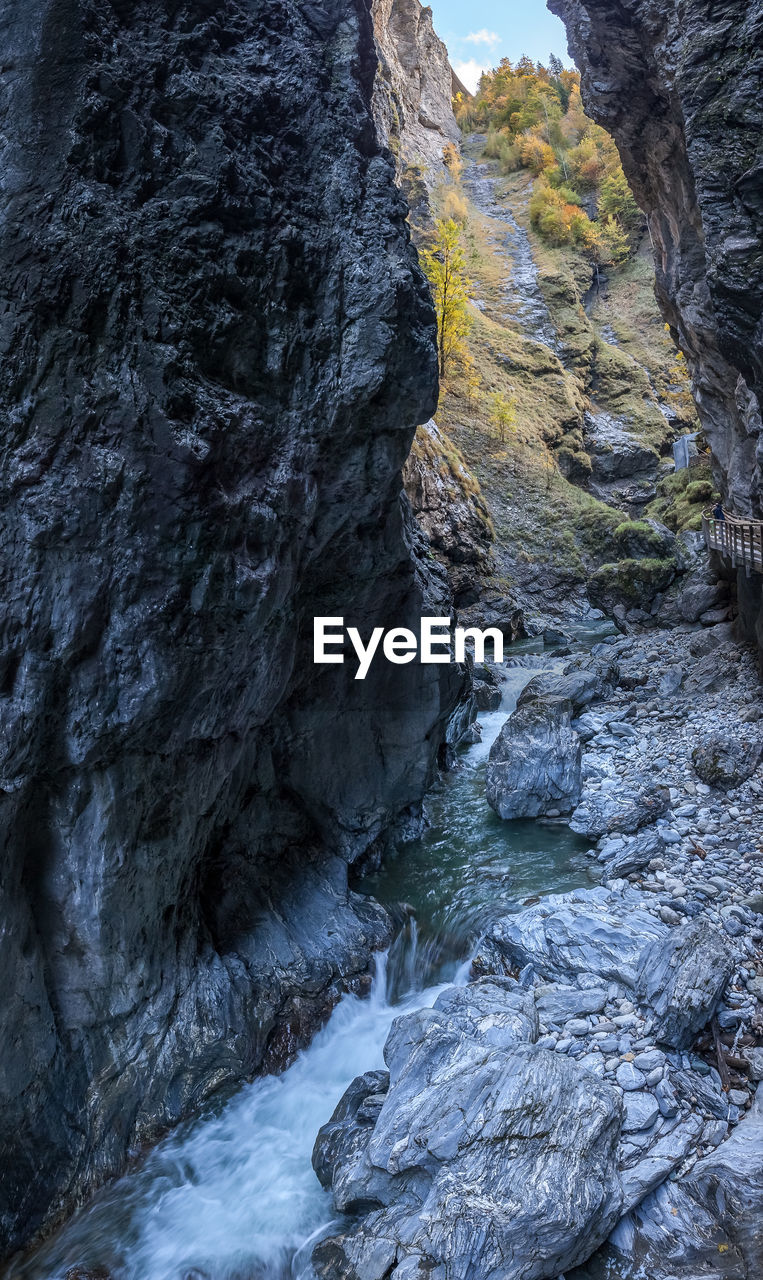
[
  {"left": 486, "top": 696, "right": 582, "bottom": 819},
  {"left": 614, "top": 518, "right": 675, "bottom": 560},
  {"left": 588, "top": 559, "right": 677, "bottom": 615},
  {"left": 604, "top": 829, "right": 666, "bottom": 878},
  {"left": 472, "top": 662, "right": 502, "bottom": 711},
  {"left": 484, "top": 887, "right": 667, "bottom": 988},
  {"left": 635, "top": 919, "right": 736, "bottom": 1050},
  {"left": 691, "top": 734, "right": 763, "bottom": 790},
  {"left": 586, "top": 1087, "right": 763, "bottom": 1279},
  {"left": 312, "top": 979, "right": 623, "bottom": 1280},
  {"left": 569, "top": 783, "right": 671, "bottom": 838}
]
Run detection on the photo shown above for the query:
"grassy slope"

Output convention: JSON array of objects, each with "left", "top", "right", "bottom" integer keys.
[{"left": 412, "top": 142, "right": 705, "bottom": 626}]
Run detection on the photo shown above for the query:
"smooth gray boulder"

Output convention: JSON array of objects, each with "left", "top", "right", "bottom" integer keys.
[
  {"left": 535, "top": 984, "right": 609, "bottom": 1024},
  {"left": 518, "top": 670, "right": 600, "bottom": 714},
  {"left": 313, "top": 978, "right": 623, "bottom": 1280},
  {"left": 635, "top": 919, "right": 736, "bottom": 1049},
  {"left": 484, "top": 887, "right": 666, "bottom": 988},
  {"left": 569, "top": 784, "right": 670, "bottom": 838},
  {"left": 518, "top": 653, "right": 619, "bottom": 715},
  {"left": 486, "top": 696, "right": 582, "bottom": 819}
]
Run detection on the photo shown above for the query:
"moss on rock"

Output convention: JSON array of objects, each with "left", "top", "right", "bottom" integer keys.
[
  {"left": 614, "top": 519, "right": 674, "bottom": 558},
  {"left": 588, "top": 556, "right": 677, "bottom": 612},
  {"left": 647, "top": 464, "right": 718, "bottom": 532}
]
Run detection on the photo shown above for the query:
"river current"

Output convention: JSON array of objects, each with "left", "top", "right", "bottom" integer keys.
[{"left": 13, "top": 634, "right": 611, "bottom": 1280}]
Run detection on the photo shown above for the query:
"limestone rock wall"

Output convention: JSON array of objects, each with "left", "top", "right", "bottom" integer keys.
[
  {"left": 372, "top": 0, "right": 461, "bottom": 181},
  {"left": 549, "top": 0, "right": 763, "bottom": 648},
  {"left": 0, "top": 0, "right": 465, "bottom": 1256}
]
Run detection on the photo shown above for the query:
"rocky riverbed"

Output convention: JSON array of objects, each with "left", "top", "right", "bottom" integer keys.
[{"left": 312, "top": 624, "right": 763, "bottom": 1279}]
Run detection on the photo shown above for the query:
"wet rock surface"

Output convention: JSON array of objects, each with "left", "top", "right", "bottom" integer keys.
[
  {"left": 371, "top": 0, "right": 461, "bottom": 183},
  {"left": 0, "top": 0, "right": 467, "bottom": 1254},
  {"left": 462, "top": 148, "right": 561, "bottom": 350},
  {"left": 315, "top": 623, "right": 763, "bottom": 1278},
  {"left": 486, "top": 695, "right": 582, "bottom": 819},
  {"left": 403, "top": 419, "right": 493, "bottom": 606},
  {"left": 313, "top": 981, "right": 623, "bottom": 1280}
]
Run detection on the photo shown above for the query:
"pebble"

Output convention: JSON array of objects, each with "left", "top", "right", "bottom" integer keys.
[
  {"left": 616, "top": 1062, "right": 646, "bottom": 1091},
  {"left": 510, "top": 629, "right": 763, "bottom": 1177},
  {"left": 632, "top": 1050, "right": 665, "bottom": 1072},
  {"left": 622, "top": 1091, "right": 660, "bottom": 1132},
  {"left": 702, "top": 1119, "right": 728, "bottom": 1146}
]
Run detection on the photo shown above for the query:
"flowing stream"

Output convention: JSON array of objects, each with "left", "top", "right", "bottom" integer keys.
[{"left": 12, "top": 641, "right": 609, "bottom": 1280}]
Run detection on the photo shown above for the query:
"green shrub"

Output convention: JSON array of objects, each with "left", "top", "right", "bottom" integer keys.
[{"left": 684, "top": 479, "right": 713, "bottom": 504}]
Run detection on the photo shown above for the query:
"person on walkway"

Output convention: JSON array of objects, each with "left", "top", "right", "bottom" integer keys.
[{"left": 713, "top": 499, "right": 725, "bottom": 521}]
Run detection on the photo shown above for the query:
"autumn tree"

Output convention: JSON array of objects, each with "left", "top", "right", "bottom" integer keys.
[
  {"left": 420, "top": 219, "right": 471, "bottom": 379},
  {"left": 599, "top": 168, "right": 642, "bottom": 235},
  {"left": 491, "top": 391, "right": 517, "bottom": 443}
]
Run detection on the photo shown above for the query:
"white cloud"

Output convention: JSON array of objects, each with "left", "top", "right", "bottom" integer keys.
[
  {"left": 465, "top": 29, "right": 501, "bottom": 47},
  {"left": 453, "top": 58, "right": 491, "bottom": 94}
]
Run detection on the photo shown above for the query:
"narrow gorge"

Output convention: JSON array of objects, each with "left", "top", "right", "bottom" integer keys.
[{"left": 0, "top": 1, "right": 761, "bottom": 1279}]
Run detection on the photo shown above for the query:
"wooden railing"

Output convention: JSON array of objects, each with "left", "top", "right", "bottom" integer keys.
[{"left": 703, "top": 509, "right": 763, "bottom": 575}]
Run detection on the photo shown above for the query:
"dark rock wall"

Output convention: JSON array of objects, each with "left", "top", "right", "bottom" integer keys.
[
  {"left": 549, "top": 0, "right": 763, "bottom": 648},
  {"left": 0, "top": 0, "right": 465, "bottom": 1255}
]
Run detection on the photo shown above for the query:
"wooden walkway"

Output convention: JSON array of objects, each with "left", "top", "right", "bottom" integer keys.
[{"left": 703, "top": 509, "right": 763, "bottom": 575}]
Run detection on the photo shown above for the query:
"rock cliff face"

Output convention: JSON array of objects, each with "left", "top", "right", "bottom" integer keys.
[
  {"left": 403, "top": 419, "right": 493, "bottom": 606},
  {"left": 0, "top": 0, "right": 465, "bottom": 1256},
  {"left": 372, "top": 0, "right": 461, "bottom": 181},
  {"left": 549, "top": 0, "right": 763, "bottom": 649}
]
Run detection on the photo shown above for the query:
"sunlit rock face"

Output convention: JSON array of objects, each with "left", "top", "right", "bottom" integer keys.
[
  {"left": 372, "top": 0, "right": 462, "bottom": 181},
  {"left": 0, "top": 0, "right": 466, "bottom": 1255},
  {"left": 550, "top": 0, "right": 763, "bottom": 648}
]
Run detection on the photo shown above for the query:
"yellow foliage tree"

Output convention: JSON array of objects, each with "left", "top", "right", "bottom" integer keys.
[
  {"left": 442, "top": 142, "right": 463, "bottom": 181},
  {"left": 519, "top": 133, "right": 555, "bottom": 176},
  {"left": 491, "top": 391, "right": 518, "bottom": 443},
  {"left": 420, "top": 219, "right": 471, "bottom": 379}
]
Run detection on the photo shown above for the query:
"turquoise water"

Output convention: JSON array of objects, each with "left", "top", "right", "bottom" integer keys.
[{"left": 361, "top": 666, "right": 595, "bottom": 997}]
